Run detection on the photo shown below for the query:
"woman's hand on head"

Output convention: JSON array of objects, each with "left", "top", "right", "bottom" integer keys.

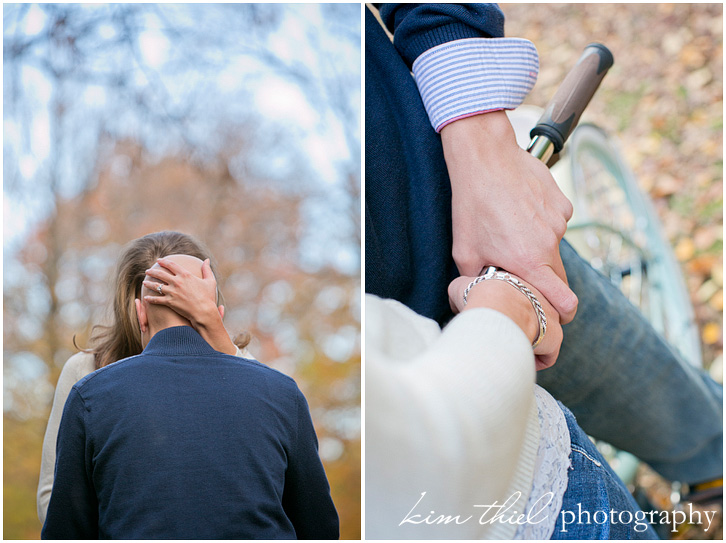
[
  {"left": 448, "top": 273, "right": 563, "bottom": 371},
  {"left": 142, "top": 258, "right": 237, "bottom": 355},
  {"left": 142, "top": 258, "right": 221, "bottom": 325}
]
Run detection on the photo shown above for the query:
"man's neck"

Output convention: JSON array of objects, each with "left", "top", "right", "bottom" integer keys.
[{"left": 146, "top": 318, "right": 193, "bottom": 346}]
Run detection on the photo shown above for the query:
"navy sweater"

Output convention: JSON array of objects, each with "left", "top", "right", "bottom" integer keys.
[
  {"left": 365, "top": 4, "right": 505, "bottom": 325},
  {"left": 41, "top": 326, "right": 339, "bottom": 540}
]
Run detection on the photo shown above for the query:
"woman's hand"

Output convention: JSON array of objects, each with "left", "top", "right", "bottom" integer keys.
[
  {"left": 142, "top": 258, "right": 237, "bottom": 355},
  {"left": 448, "top": 272, "right": 562, "bottom": 371}
]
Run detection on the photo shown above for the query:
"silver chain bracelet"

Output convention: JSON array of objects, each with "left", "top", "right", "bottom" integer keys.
[{"left": 463, "top": 266, "right": 547, "bottom": 348}]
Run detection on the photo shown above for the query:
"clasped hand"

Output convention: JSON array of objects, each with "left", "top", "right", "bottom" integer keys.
[{"left": 441, "top": 111, "right": 578, "bottom": 368}]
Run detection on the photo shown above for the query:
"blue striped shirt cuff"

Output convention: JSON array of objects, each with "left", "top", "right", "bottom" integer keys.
[{"left": 412, "top": 38, "right": 539, "bottom": 132}]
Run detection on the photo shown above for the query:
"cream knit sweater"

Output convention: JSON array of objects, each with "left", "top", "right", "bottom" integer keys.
[{"left": 365, "top": 295, "right": 541, "bottom": 540}]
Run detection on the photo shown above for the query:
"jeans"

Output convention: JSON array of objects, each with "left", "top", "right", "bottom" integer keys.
[
  {"left": 539, "top": 240, "right": 723, "bottom": 484},
  {"left": 552, "top": 404, "right": 659, "bottom": 540}
]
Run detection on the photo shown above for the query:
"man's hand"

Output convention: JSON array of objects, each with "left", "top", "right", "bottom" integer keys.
[{"left": 441, "top": 111, "right": 578, "bottom": 324}]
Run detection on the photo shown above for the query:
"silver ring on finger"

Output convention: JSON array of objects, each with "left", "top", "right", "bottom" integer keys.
[{"left": 157, "top": 283, "right": 163, "bottom": 295}]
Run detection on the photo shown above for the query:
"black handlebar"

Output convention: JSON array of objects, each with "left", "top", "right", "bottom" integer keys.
[{"left": 529, "top": 43, "right": 614, "bottom": 156}]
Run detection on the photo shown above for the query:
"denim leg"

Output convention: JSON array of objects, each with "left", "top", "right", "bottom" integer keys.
[
  {"left": 551, "top": 404, "right": 659, "bottom": 540},
  {"left": 538, "top": 240, "right": 723, "bottom": 483}
]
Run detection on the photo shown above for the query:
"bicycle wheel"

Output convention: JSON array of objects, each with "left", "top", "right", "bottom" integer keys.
[{"left": 552, "top": 124, "right": 703, "bottom": 368}]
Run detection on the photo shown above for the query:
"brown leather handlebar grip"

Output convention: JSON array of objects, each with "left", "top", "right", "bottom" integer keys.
[{"left": 530, "top": 43, "right": 614, "bottom": 153}]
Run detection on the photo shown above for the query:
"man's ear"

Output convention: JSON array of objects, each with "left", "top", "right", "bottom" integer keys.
[{"left": 135, "top": 298, "right": 148, "bottom": 333}]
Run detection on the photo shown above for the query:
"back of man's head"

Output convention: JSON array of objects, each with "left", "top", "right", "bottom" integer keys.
[{"left": 140, "top": 254, "right": 205, "bottom": 333}]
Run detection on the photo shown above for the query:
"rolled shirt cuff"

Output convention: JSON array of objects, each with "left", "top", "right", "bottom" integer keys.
[{"left": 413, "top": 37, "right": 539, "bottom": 132}]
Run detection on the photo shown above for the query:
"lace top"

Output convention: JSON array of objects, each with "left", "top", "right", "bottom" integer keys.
[{"left": 514, "top": 385, "right": 571, "bottom": 539}]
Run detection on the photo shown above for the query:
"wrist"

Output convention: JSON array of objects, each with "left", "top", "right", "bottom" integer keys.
[
  {"left": 464, "top": 279, "right": 539, "bottom": 344},
  {"left": 192, "top": 306, "right": 237, "bottom": 355},
  {"left": 440, "top": 111, "right": 522, "bottom": 197},
  {"left": 441, "top": 110, "right": 518, "bottom": 155},
  {"left": 189, "top": 302, "right": 221, "bottom": 329}
]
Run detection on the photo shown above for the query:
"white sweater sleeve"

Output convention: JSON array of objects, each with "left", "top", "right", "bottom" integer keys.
[
  {"left": 37, "top": 352, "right": 96, "bottom": 525},
  {"left": 365, "top": 295, "right": 539, "bottom": 540}
]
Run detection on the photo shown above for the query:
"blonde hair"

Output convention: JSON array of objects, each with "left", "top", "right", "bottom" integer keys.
[{"left": 84, "top": 231, "right": 250, "bottom": 369}]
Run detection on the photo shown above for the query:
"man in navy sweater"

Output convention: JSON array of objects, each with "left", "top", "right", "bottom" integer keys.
[{"left": 42, "top": 255, "right": 339, "bottom": 539}]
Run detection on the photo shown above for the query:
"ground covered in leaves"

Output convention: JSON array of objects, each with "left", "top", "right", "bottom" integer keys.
[
  {"left": 504, "top": 3, "right": 722, "bottom": 372},
  {"left": 502, "top": 4, "right": 722, "bottom": 539}
]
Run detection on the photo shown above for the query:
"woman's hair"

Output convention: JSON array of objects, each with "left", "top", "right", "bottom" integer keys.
[{"left": 84, "top": 231, "right": 250, "bottom": 369}]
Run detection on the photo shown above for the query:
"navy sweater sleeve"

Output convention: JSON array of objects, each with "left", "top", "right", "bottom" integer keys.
[
  {"left": 41, "top": 387, "right": 98, "bottom": 539},
  {"left": 376, "top": 3, "right": 505, "bottom": 68},
  {"left": 282, "top": 388, "right": 339, "bottom": 539}
]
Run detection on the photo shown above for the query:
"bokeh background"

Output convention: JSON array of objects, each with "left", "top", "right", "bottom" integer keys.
[
  {"left": 3, "top": 4, "right": 360, "bottom": 539},
  {"left": 502, "top": 3, "right": 722, "bottom": 539}
]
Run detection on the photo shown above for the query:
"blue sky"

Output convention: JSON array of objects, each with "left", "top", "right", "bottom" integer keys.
[{"left": 4, "top": 3, "right": 361, "bottom": 273}]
